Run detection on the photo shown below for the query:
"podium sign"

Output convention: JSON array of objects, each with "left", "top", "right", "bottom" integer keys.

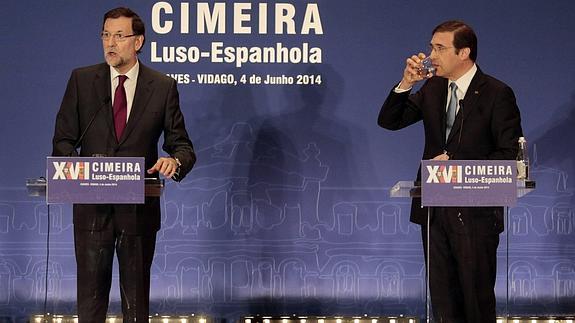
[
  {"left": 46, "top": 157, "right": 145, "bottom": 204},
  {"left": 421, "top": 160, "right": 517, "bottom": 207}
]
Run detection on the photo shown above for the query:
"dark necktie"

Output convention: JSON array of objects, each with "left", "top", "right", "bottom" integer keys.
[
  {"left": 113, "top": 75, "right": 128, "bottom": 141},
  {"left": 446, "top": 82, "right": 458, "bottom": 141}
]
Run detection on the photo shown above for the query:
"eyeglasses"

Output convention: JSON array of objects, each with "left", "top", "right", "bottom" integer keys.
[
  {"left": 429, "top": 44, "right": 454, "bottom": 54},
  {"left": 100, "top": 32, "right": 138, "bottom": 42}
]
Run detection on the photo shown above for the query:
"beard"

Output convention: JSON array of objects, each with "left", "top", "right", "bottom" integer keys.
[{"left": 107, "top": 56, "right": 126, "bottom": 69}]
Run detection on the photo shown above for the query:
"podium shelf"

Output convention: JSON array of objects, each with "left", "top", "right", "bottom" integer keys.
[
  {"left": 26, "top": 177, "right": 165, "bottom": 198},
  {"left": 390, "top": 180, "right": 535, "bottom": 198}
]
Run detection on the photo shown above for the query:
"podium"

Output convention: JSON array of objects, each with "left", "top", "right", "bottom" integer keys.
[
  {"left": 28, "top": 157, "right": 165, "bottom": 200},
  {"left": 25, "top": 157, "right": 165, "bottom": 316},
  {"left": 390, "top": 160, "right": 535, "bottom": 322}
]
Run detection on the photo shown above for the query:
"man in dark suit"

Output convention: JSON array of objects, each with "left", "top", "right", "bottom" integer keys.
[
  {"left": 378, "top": 21, "right": 522, "bottom": 322},
  {"left": 52, "top": 7, "right": 195, "bottom": 322}
]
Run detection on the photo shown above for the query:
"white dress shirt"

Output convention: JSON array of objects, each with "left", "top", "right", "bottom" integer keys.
[
  {"left": 447, "top": 64, "right": 477, "bottom": 114},
  {"left": 110, "top": 60, "right": 140, "bottom": 121}
]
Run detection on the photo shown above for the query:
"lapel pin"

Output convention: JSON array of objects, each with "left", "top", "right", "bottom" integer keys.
[{"left": 474, "top": 90, "right": 479, "bottom": 94}]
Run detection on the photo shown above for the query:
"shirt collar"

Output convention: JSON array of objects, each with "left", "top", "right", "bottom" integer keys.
[
  {"left": 110, "top": 60, "right": 140, "bottom": 82},
  {"left": 450, "top": 63, "right": 477, "bottom": 98}
]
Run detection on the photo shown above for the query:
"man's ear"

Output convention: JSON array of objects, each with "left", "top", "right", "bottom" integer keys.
[
  {"left": 135, "top": 35, "right": 144, "bottom": 52},
  {"left": 459, "top": 47, "right": 471, "bottom": 60}
]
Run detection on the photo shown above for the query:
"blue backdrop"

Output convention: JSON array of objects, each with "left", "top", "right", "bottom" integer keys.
[{"left": 1, "top": 0, "right": 574, "bottom": 321}]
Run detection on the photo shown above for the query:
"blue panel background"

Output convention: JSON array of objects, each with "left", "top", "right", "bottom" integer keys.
[{"left": 0, "top": 0, "right": 574, "bottom": 321}]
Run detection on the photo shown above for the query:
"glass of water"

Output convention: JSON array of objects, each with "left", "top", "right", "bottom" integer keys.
[{"left": 418, "top": 56, "right": 435, "bottom": 78}]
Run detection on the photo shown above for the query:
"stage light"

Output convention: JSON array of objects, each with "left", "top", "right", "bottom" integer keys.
[
  {"left": 240, "top": 316, "right": 575, "bottom": 323},
  {"left": 242, "top": 316, "right": 419, "bottom": 323},
  {"left": 31, "top": 315, "right": 575, "bottom": 323},
  {"left": 29, "top": 314, "right": 208, "bottom": 323}
]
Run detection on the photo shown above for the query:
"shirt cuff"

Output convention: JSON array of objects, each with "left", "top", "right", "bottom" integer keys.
[
  {"left": 171, "top": 156, "right": 182, "bottom": 181},
  {"left": 394, "top": 82, "right": 412, "bottom": 93}
]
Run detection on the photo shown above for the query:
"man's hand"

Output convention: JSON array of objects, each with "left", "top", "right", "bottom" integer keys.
[
  {"left": 398, "top": 53, "right": 428, "bottom": 90},
  {"left": 432, "top": 152, "right": 450, "bottom": 161},
  {"left": 147, "top": 157, "right": 179, "bottom": 179}
]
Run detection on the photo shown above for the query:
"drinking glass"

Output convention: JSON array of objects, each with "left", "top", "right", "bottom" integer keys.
[{"left": 418, "top": 56, "right": 435, "bottom": 78}]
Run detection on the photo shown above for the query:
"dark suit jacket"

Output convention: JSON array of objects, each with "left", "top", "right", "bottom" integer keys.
[
  {"left": 378, "top": 68, "right": 522, "bottom": 225},
  {"left": 52, "top": 62, "right": 195, "bottom": 234}
]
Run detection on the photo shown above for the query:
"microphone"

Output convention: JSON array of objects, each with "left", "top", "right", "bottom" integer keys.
[
  {"left": 456, "top": 99, "right": 465, "bottom": 153},
  {"left": 68, "top": 96, "right": 111, "bottom": 156}
]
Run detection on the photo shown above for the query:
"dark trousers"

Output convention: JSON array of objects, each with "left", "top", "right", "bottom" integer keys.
[
  {"left": 74, "top": 217, "right": 157, "bottom": 323},
  {"left": 422, "top": 207, "right": 501, "bottom": 323}
]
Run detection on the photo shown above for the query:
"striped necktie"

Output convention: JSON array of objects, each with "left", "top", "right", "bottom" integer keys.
[{"left": 446, "top": 82, "right": 458, "bottom": 141}]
